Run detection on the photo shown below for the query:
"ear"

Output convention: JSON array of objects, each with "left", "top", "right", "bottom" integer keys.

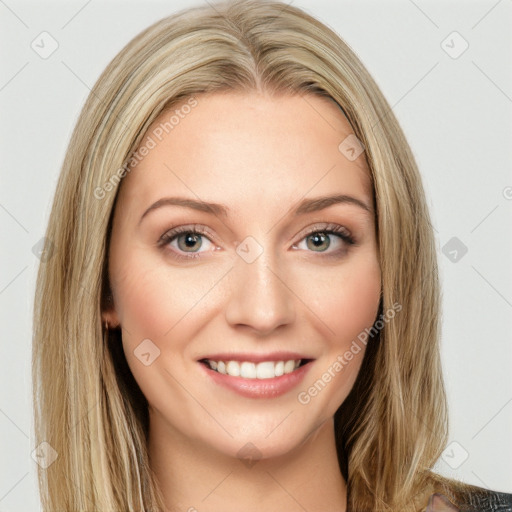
[{"left": 101, "top": 292, "right": 121, "bottom": 328}]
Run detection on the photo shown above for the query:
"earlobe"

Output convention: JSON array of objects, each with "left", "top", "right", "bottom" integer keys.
[
  {"left": 102, "top": 310, "right": 120, "bottom": 329},
  {"left": 101, "top": 293, "right": 121, "bottom": 328}
]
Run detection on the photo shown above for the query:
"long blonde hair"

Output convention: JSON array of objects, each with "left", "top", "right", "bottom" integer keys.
[{"left": 32, "top": 1, "right": 467, "bottom": 510}]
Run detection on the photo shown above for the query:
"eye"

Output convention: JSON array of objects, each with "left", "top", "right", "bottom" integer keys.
[
  {"left": 158, "top": 225, "right": 217, "bottom": 261},
  {"left": 158, "top": 222, "right": 356, "bottom": 262},
  {"left": 292, "top": 223, "right": 355, "bottom": 256}
]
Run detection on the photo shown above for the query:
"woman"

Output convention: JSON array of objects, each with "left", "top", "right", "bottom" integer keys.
[{"left": 32, "top": 1, "right": 512, "bottom": 511}]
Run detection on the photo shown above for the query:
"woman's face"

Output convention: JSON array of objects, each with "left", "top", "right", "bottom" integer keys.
[{"left": 104, "top": 91, "right": 381, "bottom": 460}]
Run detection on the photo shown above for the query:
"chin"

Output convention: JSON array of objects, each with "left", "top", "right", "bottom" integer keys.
[{"left": 204, "top": 412, "right": 332, "bottom": 464}]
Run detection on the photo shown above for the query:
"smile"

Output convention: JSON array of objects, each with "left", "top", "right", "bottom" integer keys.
[
  {"left": 198, "top": 354, "right": 314, "bottom": 399},
  {"left": 200, "top": 359, "right": 309, "bottom": 379}
]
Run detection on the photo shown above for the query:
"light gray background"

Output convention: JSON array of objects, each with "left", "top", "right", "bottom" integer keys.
[{"left": 1, "top": 0, "right": 511, "bottom": 509}]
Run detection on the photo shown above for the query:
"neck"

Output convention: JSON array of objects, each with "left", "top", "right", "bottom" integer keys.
[{"left": 148, "top": 414, "right": 347, "bottom": 512}]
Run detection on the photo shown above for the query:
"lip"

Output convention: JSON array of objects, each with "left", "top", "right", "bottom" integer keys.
[
  {"left": 197, "top": 351, "right": 312, "bottom": 363},
  {"left": 198, "top": 357, "right": 314, "bottom": 399}
]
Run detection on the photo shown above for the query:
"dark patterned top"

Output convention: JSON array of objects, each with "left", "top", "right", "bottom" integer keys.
[{"left": 426, "top": 488, "right": 512, "bottom": 511}]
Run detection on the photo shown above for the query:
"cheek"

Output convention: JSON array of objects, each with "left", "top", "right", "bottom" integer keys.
[
  {"left": 109, "top": 244, "right": 178, "bottom": 339},
  {"left": 302, "top": 253, "right": 381, "bottom": 345},
  {"left": 295, "top": 256, "right": 380, "bottom": 417},
  {"left": 109, "top": 245, "right": 226, "bottom": 341},
  {"left": 335, "top": 265, "right": 381, "bottom": 339}
]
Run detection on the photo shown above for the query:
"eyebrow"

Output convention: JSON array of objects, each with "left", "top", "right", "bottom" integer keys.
[{"left": 139, "top": 193, "right": 373, "bottom": 225}]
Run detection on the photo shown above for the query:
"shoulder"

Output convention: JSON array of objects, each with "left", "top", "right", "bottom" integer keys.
[{"left": 426, "top": 481, "right": 512, "bottom": 512}]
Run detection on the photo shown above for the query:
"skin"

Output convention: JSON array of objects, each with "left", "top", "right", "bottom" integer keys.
[{"left": 103, "top": 91, "right": 381, "bottom": 512}]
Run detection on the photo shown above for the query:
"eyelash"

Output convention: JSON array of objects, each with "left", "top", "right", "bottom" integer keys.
[{"left": 157, "top": 223, "right": 356, "bottom": 262}]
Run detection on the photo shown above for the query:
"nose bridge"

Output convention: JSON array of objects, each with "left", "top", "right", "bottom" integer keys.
[{"left": 224, "top": 240, "right": 296, "bottom": 332}]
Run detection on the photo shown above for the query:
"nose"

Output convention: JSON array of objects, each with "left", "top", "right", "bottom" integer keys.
[{"left": 224, "top": 251, "right": 296, "bottom": 335}]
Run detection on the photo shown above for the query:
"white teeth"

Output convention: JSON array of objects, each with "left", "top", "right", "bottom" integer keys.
[
  {"left": 240, "top": 362, "right": 256, "bottom": 378},
  {"left": 226, "top": 361, "right": 240, "bottom": 377},
  {"left": 283, "top": 360, "right": 296, "bottom": 374},
  {"left": 256, "top": 361, "right": 275, "bottom": 379},
  {"left": 205, "top": 359, "right": 303, "bottom": 379}
]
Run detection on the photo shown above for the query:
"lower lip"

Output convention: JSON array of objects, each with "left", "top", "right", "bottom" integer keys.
[{"left": 199, "top": 361, "right": 313, "bottom": 399}]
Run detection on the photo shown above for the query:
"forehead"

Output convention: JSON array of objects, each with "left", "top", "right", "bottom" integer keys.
[{"left": 117, "top": 91, "right": 373, "bottom": 217}]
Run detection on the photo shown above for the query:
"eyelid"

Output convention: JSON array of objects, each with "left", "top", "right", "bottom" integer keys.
[
  {"left": 295, "top": 222, "right": 354, "bottom": 242},
  {"left": 158, "top": 224, "right": 217, "bottom": 245}
]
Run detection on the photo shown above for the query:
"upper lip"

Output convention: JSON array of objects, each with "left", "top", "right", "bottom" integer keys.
[{"left": 198, "top": 352, "right": 314, "bottom": 363}]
